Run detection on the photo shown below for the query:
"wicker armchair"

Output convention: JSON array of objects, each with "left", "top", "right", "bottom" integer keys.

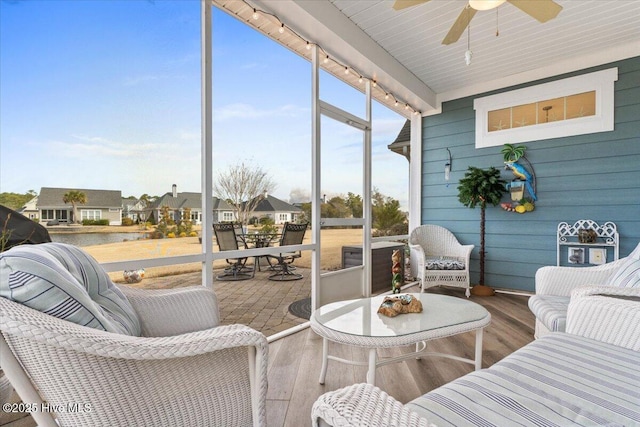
[
  {"left": 409, "top": 225, "right": 474, "bottom": 297},
  {"left": 0, "top": 285, "right": 268, "bottom": 427}
]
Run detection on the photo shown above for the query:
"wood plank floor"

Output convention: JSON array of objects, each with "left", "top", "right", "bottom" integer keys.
[{"left": 266, "top": 285, "right": 535, "bottom": 427}]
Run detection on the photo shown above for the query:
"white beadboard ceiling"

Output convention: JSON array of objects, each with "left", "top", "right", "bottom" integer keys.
[{"left": 214, "top": 0, "right": 640, "bottom": 117}]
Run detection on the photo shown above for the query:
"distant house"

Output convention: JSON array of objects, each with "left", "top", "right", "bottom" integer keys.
[
  {"left": 19, "top": 196, "right": 39, "bottom": 221},
  {"left": 250, "top": 194, "right": 303, "bottom": 225},
  {"left": 37, "top": 187, "right": 123, "bottom": 225},
  {"left": 122, "top": 197, "right": 148, "bottom": 222},
  {"left": 387, "top": 119, "right": 410, "bottom": 161},
  {"left": 145, "top": 184, "right": 235, "bottom": 225}
]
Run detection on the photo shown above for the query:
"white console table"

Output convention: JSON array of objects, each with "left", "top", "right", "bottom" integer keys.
[{"left": 557, "top": 220, "right": 618, "bottom": 266}]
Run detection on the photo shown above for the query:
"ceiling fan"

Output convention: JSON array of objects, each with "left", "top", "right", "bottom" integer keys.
[{"left": 392, "top": 0, "right": 563, "bottom": 45}]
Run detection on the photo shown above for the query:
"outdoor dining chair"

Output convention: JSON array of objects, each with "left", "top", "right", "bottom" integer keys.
[
  {"left": 267, "top": 222, "right": 308, "bottom": 281},
  {"left": 214, "top": 222, "right": 254, "bottom": 281}
]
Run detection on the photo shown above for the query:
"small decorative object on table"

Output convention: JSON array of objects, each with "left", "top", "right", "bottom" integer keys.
[
  {"left": 123, "top": 268, "right": 145, "bottom": 283},
  {"left": 377, "top": 294, "right": 423, "bottom": 317},
  {"left": 391, "top": 249, "right": 403, "bottom": 293}
]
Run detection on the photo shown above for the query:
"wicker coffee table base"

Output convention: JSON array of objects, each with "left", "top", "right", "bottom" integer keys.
[{"left": 317, "top": 328, "right": 485, "bottom": 385}]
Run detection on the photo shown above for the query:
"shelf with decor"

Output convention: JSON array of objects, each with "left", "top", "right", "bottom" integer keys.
[{"left": 557, "top": 220, "right": 618, "bottom": 266}]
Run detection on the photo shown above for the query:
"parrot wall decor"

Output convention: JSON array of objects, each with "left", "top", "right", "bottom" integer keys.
[{"left": 504, "top": 161, "right": 537, "bottom": 201}]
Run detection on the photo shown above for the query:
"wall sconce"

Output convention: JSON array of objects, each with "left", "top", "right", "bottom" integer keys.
[{"left": 445, "top": 148, "right": 452, "bottom": 181}]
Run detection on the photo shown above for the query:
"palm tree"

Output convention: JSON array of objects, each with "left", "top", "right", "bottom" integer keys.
[
  {"left": 458, "top": 166, "right": 506, "bottom": 296},
  {"left": 62, "top": 190, "right": 87, "bottom": 224}
]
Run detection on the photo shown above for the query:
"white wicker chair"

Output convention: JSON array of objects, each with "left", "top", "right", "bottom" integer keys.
[
  {"left": 0, "top": 285, "right": 268, "bottom": 427},
  {"left": 409, "top": 225, "right": 474, "bottom": 297}
]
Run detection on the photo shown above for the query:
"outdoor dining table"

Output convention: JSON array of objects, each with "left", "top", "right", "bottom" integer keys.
[{"left": 239, "top": 232, "right": 280, "bottom": 271}]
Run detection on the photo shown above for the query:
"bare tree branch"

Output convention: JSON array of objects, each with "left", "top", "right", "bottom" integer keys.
[{"left": 213, "top": 161, "right": 276, "bottom": 225}]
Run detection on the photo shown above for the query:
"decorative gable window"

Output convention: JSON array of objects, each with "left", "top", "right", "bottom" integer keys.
[{"left": 474, "top": 68, "right": 617, "bottom": 148}]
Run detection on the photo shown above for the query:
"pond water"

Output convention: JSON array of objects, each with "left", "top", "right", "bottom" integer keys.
[{"left": 49, "top": 232, "right": 148, "bottom": 247}]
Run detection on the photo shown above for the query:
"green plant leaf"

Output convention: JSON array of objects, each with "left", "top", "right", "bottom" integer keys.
[
  {"left": 501, "top": 143, "right": 526, "bottom": 162},
  {"left": 457, "top": 166, "right": 506, "bottom": 209}
]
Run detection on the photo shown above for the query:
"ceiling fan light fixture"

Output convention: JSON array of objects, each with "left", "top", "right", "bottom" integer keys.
[
  {"left": 468, "top": 0, "right": 506, "bottom": 11},
  {"left": 465, "top": 49, "right": 473, "bottom": 65}
]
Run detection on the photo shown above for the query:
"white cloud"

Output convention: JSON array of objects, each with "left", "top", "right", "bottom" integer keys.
[
  {"left": 123, "top": 74, "right": 170, "bottom": 86},
  {"left": 239, "top": 62, "right": 265, "bottom": 70},
  {"left": 58, "top": 135, "right": 160, "bottom": 156},
  {"left": 214, "top": 103, "right": 306, "bottom": 121}
]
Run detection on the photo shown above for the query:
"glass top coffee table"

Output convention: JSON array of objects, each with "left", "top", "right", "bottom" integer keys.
[{"left": 310, "top": 293, "right": 491, "bottom": 385}]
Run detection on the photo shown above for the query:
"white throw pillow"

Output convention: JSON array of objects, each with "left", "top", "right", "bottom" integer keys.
[{"left": 0, "top": 242, "right": 140, "bottom": 335}]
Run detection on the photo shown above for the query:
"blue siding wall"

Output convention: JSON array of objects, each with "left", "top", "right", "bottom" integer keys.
[{"left": 420, "top": 56, "right": 640, "bottom": 292}]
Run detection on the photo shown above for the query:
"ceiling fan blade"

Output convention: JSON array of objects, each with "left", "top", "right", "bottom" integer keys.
[
  {"left": 507, "top": 0, "right": 562, "bottom": 23},
  {"left": 392, "top": 0, "right": 430, "bottom": 11},
  {"left": 442, "top": 6, "right": 477, "bottom": 45}
]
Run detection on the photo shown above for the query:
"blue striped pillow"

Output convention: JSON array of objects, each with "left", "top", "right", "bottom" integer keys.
[
  {"left": 607, "top": 256, "right": 640, "bottom": 288},
  {"left": 0, "top": 243, "right": 140, "bottom": 336}
]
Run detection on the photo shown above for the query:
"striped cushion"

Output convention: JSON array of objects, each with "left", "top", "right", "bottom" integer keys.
[
  {"left": 527, "top": 295, "right": 570, "bottom": 333},
  {"left": 606, "top": 256, "right": 640, "bottom": 288},
  {"left": 0, "top": 243, "right": 140, "bottom": 336},
  {"left": 407, "top": 333, "right": 640, "bottom": 426},
  {"left": 425, "top": 258, "right": 465, "bottom": 270}
]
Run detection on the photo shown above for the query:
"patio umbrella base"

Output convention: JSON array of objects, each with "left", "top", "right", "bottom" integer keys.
[{"left": 471, "top": 284, "right": 495, "bottom": 296}]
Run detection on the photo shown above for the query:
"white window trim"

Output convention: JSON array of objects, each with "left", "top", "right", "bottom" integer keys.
[
  {"left": 474, "top": 68, "right": 617, "bottom": 148},
  {"left": 81, "top": 210, "right": 102, "bottom": 221}
]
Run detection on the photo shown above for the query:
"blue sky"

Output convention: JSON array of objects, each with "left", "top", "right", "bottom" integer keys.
[{"left": 0, "top": 0, "right": 408, "bottom": 208}]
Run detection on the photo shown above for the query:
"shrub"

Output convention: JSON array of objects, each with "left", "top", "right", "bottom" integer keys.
[
  {"left": 82, "top": 219, "right": 109, "bottom": 226},
  {"left": 189, "top": 231, "right": 198, "bottom": 237},
  {"left": 258, "top": 216, "right": 273, "bottom": 225},
  {"left": 148, "top": 230, "right": 164, "bottom": 239},
  {"left": 179, "top": 232, "right": 187, "bottom": 238},
  {"left": 167, "top": 232, "right": 176, "bottom": 238},
  {"left": 121, "top": 217, "right": 134, "bottom": 226}
]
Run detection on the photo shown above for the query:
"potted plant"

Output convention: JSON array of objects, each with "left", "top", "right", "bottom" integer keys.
[{"left": 458, "top": 166, "right": 506, "bottom": 296}]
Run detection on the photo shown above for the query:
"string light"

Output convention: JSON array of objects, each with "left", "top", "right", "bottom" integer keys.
[{"left": 233, "top": 1, "right": 419, "bottom": 116}]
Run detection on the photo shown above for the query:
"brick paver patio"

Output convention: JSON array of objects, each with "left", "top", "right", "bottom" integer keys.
[{"left": 134, "top": 266, "right": 311, "bottom": 337}]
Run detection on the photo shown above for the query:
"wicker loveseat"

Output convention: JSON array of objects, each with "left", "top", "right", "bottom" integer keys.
[
  {"left": 0, "top": 242, "right": 268, "bottom": 427},
  {"left": 312, "top": 286, "right": 640, "bottom": 427},
  {"left": 529, "top": 242, "right": 640, "bottom": 338}
]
